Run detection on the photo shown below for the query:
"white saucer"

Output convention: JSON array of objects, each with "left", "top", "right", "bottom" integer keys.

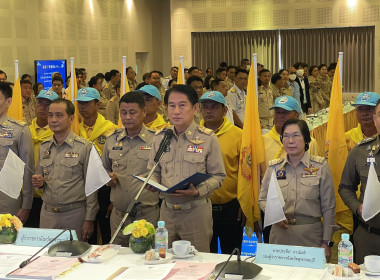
[
  {"left": 142, "top": 253, "right": 173, "bottom": 265},
  {"left": 168, "top": 248, "right": 198, "bottom": 259},
  {"left": 365, "top": 270, "right": 380, "bottom": 276}
]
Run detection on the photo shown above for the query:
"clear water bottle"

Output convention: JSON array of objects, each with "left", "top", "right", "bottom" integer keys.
[
  {"left": 155, "top": 221, "right": 168, "bottom": 258},
  {"left": 338, "top": 233, "right": 353, "bottom": 267}
]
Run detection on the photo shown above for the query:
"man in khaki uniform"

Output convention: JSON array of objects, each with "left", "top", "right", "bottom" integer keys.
[
  {"left": 21, "top": 79, "right": 36, "bottom": 125},
  {"left": 103, "top": 92, "right": 159, "bottom": 246},
  {"left": 26, "top": 89, "right": 59, "bottom": 228},
  {"left": 186, "top": 76, "right": 204, "bottom": 124},
  {"left": 0, "top": 82, "right": 34, "bottom": 223},
  {"left": 89, "top": 76, "right": 108, "bottom": 118},
  {"left": 103, "top": 70, "right": 120, "bottom": 100},
  {"left": 140, "top": 85, "right": 168, "bottom": 131},
  {"left": 149, "top": 70, "right": 166, "bottom": 117},
  {"left": 106, "top": 82, "right": 121, "bottom": 125},
  {"left": 127, "top": 67, "right": 138, "bottom": 91},
  {"left": 339, "top": 99, "right": 380, "bottom": 264},
  {"left": 225, "top": 66, "right": 236, "bottom": 90},
  {"left": 32, "top": 99, "right": 98, "bottom": 241},
  {"left": 226, "top": 69, "right": 248, "bottom": 128},
  {"left": 162, "top": 67, "right": 178, "bottom": 90},
  {"left": 263, "top": 96, "right": 320, "bottom": 166},
  {"left": 147, "top": 85, "right": 226, "bottom": 252},
  {"left": 271, "top": 73, "right": 288, "bottom": 100},
  {"left": 258, "top": 69, "right": 273, "bottom": 128}
]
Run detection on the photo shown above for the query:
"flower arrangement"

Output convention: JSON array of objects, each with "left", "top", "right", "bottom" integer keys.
[
  {"left": 122, "top": 219, "right": 155, "bottom": 253},
  {"left": 122, "top": 219, "right": 155, "bottom": 238},
  {"left": 0, "top": 214, "right": 23, "bottom": 244}
]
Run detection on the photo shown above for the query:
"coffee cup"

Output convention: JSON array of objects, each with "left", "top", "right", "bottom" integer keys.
[
  {"left": 365, "top": 255, "right": 380, "bottom": 273},
  {"left": 172, "top": 240, "right": 191, "bottom": 257}
]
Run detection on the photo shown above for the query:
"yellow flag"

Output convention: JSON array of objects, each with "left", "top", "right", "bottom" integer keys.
[
  {"left": 8, "top": 76, "right": 23, "bottom": 121},
  {"left": 325, "top": 59, "right": 352, "bottom": 231},
  {"left": 67, "top": 67, "right": 80, "bottom": 135},
  {"left": 118, "top": 65, "right": 130, "bottom": 128},
  {"left": 177, "top": 60, "right": 184, "bottom": 85},
  {"left": 238, "top": 62, "right": 266, "bottom": 237}
]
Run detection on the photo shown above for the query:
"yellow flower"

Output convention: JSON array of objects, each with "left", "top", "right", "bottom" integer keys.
[
  {"left": 0, "top": 215, "right": 11, "bottom": 228},
  {"left": 132, "top": 229, "right": 141, "bottom": 238},
  {"left": 10, "top": 216, "right": 23, "bottom": 231},
  {"left": 140, "top": 227, "right": 148, "bottom": 237},
  {"left": 136, "top": 219, "right": 146, "bottom": 229}
]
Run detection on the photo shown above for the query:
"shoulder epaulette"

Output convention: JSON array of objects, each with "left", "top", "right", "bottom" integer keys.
[
  {"left": 8, "top": 118, "right": 26, "bottom": 127},
  {"left": 105, "top": 128, "right": 119, "bottom": 138},
  {"left": 198, "top": 126, "right": 213, "bottom": 135},
  {"left": 310, "top": 155, "right": 326, "bottom": 164},
  {"left": 230, "top": 88, "right": 236, "bottom": 93},
  {"left": 358, "top": 136, "right": 376, "bottom": 146},
  {"left": 268, "top": 158, "right": 284, "bottom": 166},
  {"left": 155, "top": 127, "right": 166, "bottom": 135},
  {"left": 110, "top": 96, "right": 116, "bottom": 102},
  {"left": 74, "top": 135, "right": 89, "bottom": 144},
  {"left": 41, "top": 137, "right": 53, "bottom": 144}
]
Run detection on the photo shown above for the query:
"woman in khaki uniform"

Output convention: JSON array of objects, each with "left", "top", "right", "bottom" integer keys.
[
  {"left": 259, "top": 119, "right": 336, "bottom": 262},
  {"left": 317, "top": 64, "right": 332, "bottom": 108},
  {"left": 308, "top": 66, "right": 324, "bottom": 113}
]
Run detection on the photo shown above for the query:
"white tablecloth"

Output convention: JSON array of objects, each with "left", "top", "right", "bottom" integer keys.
[{"left": 0, "top": 244, "right": 374, "bottom": 280}]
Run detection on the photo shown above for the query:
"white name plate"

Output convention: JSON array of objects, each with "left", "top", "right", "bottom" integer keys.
[{"left": 15, "top": 228, "right": 78, "bottom": 247}]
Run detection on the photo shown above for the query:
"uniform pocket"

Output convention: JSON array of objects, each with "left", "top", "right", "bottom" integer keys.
[
  {"left": 39, "top": 158, "right": 53, "bottom": 180},
  {"left": 0, "top": 139, "right": 14, "bottom": 158},
  {"left": 60, "top": 158, "right": 79, "bottom": 180},
  {"left": 109, "top": 151, "right": 125, "bottom": 171},
  {"left": 300, "top": 177, "right": 320, "bottom": 199},
  {"left": 278, "top": 180, "right": 289, "bottom": 200},
  {"left": 183, "top": 153, "right": 206, "bottom": 177},
  {"left": 160, "top": 153, "right": 173, "bottom": 178}
]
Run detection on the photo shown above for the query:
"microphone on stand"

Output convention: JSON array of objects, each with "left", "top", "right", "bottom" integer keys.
[
  {"left": 213, "top": 248, "right": 262, "bottom": 279},
  {"left": 154, "top": 130, "right": 174, "bottom": 163},
  {"left": 19, "top": 229, "right": 86, "bottom": 268}
]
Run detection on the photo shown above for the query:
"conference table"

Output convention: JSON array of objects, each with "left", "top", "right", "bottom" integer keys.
[{"left": 0, "top": 244, "right": 337, "bottom": 280}]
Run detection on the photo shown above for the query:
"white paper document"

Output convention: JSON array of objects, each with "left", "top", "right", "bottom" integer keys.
[
  {"left": 85, "top": 145, "right": 111, "bottom": 196},
  {"left": 0, "top": 254, "right": 30, "bottom": 275},
  {"left": 115, "top": 263, "right": 175, "bottom": 280},
  {"left": 0, "top": 149, "right": 25, "bottom": 199},
  {"left": 362, "top": 162, "right": 380, "bottom": 221},
  {"left": 263, "top": 170, "right": 286, "bottom": 228}
]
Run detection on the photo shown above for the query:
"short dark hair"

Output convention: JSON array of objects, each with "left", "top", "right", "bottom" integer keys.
[
  {"left": 309, "top": 65, "right": 318, "bottom": 75},
  {"left": 21, "top": 74, "right": 31, "bottom": 80},
  {"left": 280, "top": 119, "right": 311, "bottom": 151},
  {"left": 240, "top": 58, "right": 249, "bottom": 65},
  {"left": 188, "top": 67, "right": 199, "bottom": 75},
  {"left": 186, "top": 75, "right": 203, "bottom": 85},
  {"left": 52, "top": 76, "right": 64, "bottom": 85},
  {"left": 20, "top": 79, "right": 32, "bottom": 86},
  {"left": 0, "top": 70, "right": 7, "bottom": 79},
  {"left": 148, "top": 70, "right": 161, "bottom": 78},
  {"left": 220, "top": 62, "right": 228, "bottom": 68},
  {"left": 104, "top": 72, "right": 111, "bottom": 82},
  {"left": 0, "top": 82, "right": 12, "bottom": 99},
  {"left": 259, "top": 69, "right": 270, "bottom": 76},
  {"left": 88, "top": 76, "right": 100, "bottom": 88},
  {"left": 51, "top": 98, "right": 75, "bottom": 116},
  {"left": 96, "top": 72, "right": 105, "bottom": 79},
  {"left": 226, "top": 65, "right": 237, "bottom": 72},
  {"left": 109, "top": 69, "right": 120, "bottom": 79},
  {"left": 206, "top": 68, "right": 213, "bottom": 74},
  {"left": 33, "top": 83, "right": 43, "bottom": 94},
  {"left": 168, "top": 79, "right": 177, "bottom": 87},
  {"left": 164, "top": 85, "right": 198, "bottom": 106},
  {"left": 126, "top": 66, "right": 133, "bottom": 73},
  {"left": 211, "top": 78, "right": 224, "bottom": 90},
  {"left": 271, "top": 73, "right": 282, "bottom": 85},
  {"left": 318, "top": 64, "right": 327, "bottom": 70},
  {"left": 293, "top": 62, "right": 303, "bottom": 69},
  {"left": 235, "top": 68, "right": 249, "bottom": 77},
  {"left": 279, "top": 69, "right": 288, "bottom": 75},
  {"left": 76, "top": 68, "right": 84, "bottom": 77},
  {"left": 301, "top": 63, "right": 308, "bottom": 68},
  {"left": 216, "top": 68, "right": 226, "bottom": 75},
  {"left": 327, "top": 64, "right": 336, "bottom": 72},
  {"left": 119, "top": 91, "right": 145, "bottom": 109},
  {"left": 171, "top": 66, "right": 179, "bottom": 71},
  {"left": 204, "top": 75, "right": 214, "bottom": 90}
]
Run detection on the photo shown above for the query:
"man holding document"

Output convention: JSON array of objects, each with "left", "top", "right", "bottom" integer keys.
[
  {"left": 102, "top": 91, "right": 159, "bottom": 246},
  {"left": 146, "top": 85, "right": 226, "bottom": 252}
]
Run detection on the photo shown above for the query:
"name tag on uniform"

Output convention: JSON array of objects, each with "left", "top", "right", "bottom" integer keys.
[
  {"left": 0, "top": 132, "right": 13, "bottom": 138},
  {"left": 64, "top": 152, "right": 79, "bottom": 158},
  {"left": 187, "top": 145, "right": 203, "bottom": 154},
  {"left": 112, "top": 146, "right": 123, "bottom": 150},
  {"left": 140, "top": 145, "right": 152, "bottom": 150}
]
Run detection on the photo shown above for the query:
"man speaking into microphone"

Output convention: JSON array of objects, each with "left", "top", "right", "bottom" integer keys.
[{"left": 147, "top": 85, "right": 226, "bottom": 252}]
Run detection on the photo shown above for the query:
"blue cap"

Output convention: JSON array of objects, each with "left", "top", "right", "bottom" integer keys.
[
  {"left": 270, "top": 96, "right": 301, "bottom": 113},
  {"left": 199, "top": 91, "right": 226, "bottom": 106},
  {"left": 139, "top": 85, "right": 161, "bottom": 101},
  {"left": 75, "top": 87, "right": 100, "bottom": 102},
  {"left": 36, "top": 89, "right": 59, "bottom": 101},
  {"left": 353, "top": 92, "right": 380, "bottom": 107},
  {"left": 157, "top": 221, "right": 165, "bottom": 227}
]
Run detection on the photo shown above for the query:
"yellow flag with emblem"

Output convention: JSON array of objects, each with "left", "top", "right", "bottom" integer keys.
[
  {"left": 67, "top": 67, "right": 80, "bottom": 135},
  {"left": 118, "top": 65, "right": 130, "bottom": 128},
  {"left": 238, "top": 62, "right": 266, "bottom": 237},
  {"left": 177, "top": 60, "right": 184, "bottom": 85},
  {"left": 325, "top": 59, "right": 352, "bottom": 232},
  {"left": 8, "top": 75, "right": 23, "bottom": 121}
]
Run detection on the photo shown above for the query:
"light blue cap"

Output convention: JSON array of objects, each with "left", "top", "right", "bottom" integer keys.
[
  {"left": 139, "top": 85, "right": 161, "bottom": 101},
  {"left": 353, "top": 92, "right": 380, "bottom": 107},
  {"left": 199, "top": 91, "right": 226, "bottom": 106},
  {"left": 36, "top": 89, "right": 59, "bottom": 101},
  {"left": 75, "top": 87, "right": 100, "bottom": 102},
  {"left": 270, "top": 96, "right": 301, "bottom": 113}
]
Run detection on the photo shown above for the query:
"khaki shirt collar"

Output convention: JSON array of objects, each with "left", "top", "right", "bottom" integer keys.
[
  {"left": 171, "top": 121, "right": 197, "bottom": 141},
  {"left": 281, "top": 151, "right": 310, "bottom": 169},
  {"left": 117, "top": 125, "right": 149, "bottom": 143},
  {"left": 51, "top": 130, "right": 76, "bottom": 148},
  {"left": 232, "top": 84, "right": 245, "bottom": 94}
]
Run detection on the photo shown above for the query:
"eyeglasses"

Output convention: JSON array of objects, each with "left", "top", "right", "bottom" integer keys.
[{"left": 282, "top": 133, "right": 302, "bottom": 140}]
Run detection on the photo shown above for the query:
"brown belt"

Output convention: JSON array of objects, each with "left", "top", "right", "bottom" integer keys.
[
  {"left": 44, "top": 201, "right": 86, "bottom": 213},
  {"left": 164, "top": 198, "right": 207, "bottom": 211},
  {"left": 286, "top": 215, "right": 321, "bottom": 225}
]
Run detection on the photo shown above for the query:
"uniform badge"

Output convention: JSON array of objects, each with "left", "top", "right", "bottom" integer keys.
[
  {"left": 98, "top": 135, "right": 106, "bottom": 145},
  {"left": 166, "top": 147, "right": 170, "bottom": 152},
  {"left": 0, "top": 132, "right": 12, "bottom": 138},
  {"left": 64, "top": 152, "right": 79, "bottom": 158},
  {"left": 302, "top": 164, "right": 319, "bottom": 177},
  {"left": 140, "top": 145, "right": 152, "bottom": 150},
  {"left": 113, "top": 142, "right": 123, "bottom": 150},
  {"left": 187, "top": 145, "right": 203, "bottom": 153},
  {"left": 43, "top": 169, "right": 49, "bottom": 176},
  {"left": 190, "top": 137, "right": 204, "bottom": 145},
  {"left": 114, "top": 161, "right": 119, "bottom": 167},
  {"left": 276, "top": 169, "right": 286, "bottom": 180},
  {"left": 187, "top": 131, "right": 192, "bottom": 136},
  {"left": 43, "top": 150, "right": 51, "bottom": 159},
  {"left": 366, "top": 145, "right": 377, "bottom": 166}
]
